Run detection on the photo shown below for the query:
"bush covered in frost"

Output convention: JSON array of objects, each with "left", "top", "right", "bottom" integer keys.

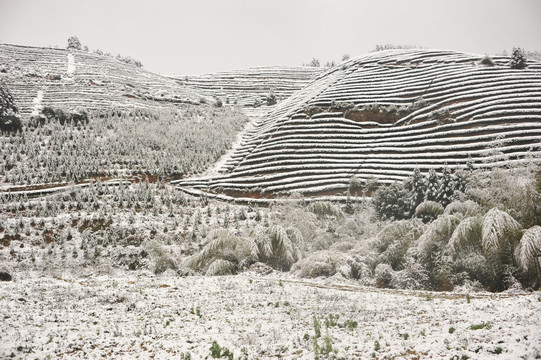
[{"left": 372, "top": 168, "right": 465, "bottom": 220}]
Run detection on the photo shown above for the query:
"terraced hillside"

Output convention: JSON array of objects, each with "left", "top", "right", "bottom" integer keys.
[
  {"left": 171, "top": 66, "right": 322, "bottom": 107},
  {"left": 0, "top": 44, "right": 210, "bottom": 116},
  {"left": 0, "top": 44, "right": 250, "bottom": 187},
  {"left": 177, "top": 49, "right": 541, "bottom": 198}
]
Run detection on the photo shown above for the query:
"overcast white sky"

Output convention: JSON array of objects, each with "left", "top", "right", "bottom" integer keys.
[{"left": 1, "top": 0, "right": 540, "bottom": 75}]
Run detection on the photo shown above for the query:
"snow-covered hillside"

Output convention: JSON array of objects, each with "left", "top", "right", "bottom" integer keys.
[
  {"left": 176, "top": 49, "right": 541, "bottom": 198},
  {"left": 170, "top": 66, "right": 322, "bottom": 108},
  {"left": 0, "top": 44, "right": 210, "bottom": 116}
]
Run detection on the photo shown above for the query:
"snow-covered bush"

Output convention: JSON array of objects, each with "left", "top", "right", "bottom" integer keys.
[
  {"left": 186, "top": 229, "right": 250, "bottom": 276},
  {"left": 466, "top": 166, "right": 541, "bottom": 228},
  {"left": 443, "top": 200, "right": 480, "bottom": 217},
  {"left": 307, "top": 201, "right": 344, "bottom": 219},
  {"left": 250, "top": 225, "right": 304, "bottom": 271},
  {"left": 372, "top": 182, "right": 410, "bottom": 220},
  {"left": 292, "top": 250, "right": 343, "bottom": 278},
  {"left": 373, "top": 168, "right": 465, "bottom": 221},
  {"left": 375, "top": 263, "right": 393, "bottom": 288},
  {"left": 146, "top": 241, "right": 177, "bottom": 274},
  {"left": 479, "top": 55, "right": 495, "bottom": 66},
  {"left": 373, "top": 219, "right": 425, "bottom": 270},
  {"left": 266, "top": 91, "right": 277, "bottom": 106},
  {"left": 390, "top": 255, "right": 430, "bottom": 290},
  {"left": 304, "top": 105, "right": 323, "bottom": 117},
  {"left": 415, "top": 201, "right": 444, "bottom": 223}
]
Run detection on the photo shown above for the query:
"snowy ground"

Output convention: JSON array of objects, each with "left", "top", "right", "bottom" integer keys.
[{"left": 1, "top": 271, "right": 540, "bottom": 359}]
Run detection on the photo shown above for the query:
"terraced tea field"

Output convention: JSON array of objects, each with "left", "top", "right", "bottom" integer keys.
[{"left": 177, "top": 49, "right": 541, "bottom": 199}]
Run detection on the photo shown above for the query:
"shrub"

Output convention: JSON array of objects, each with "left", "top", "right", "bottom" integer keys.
[
  {"left": 469, "top": 322, "right": 491, "bottom": 330},
  {"left": 305, "top": 105, "right": 323, "bottom": 117},
  {"left": 375, "top": 263, "right": 394, "bottom": 288},
  {"left": 448, "top": 207, "right": 527, "bottom": 290},
  {"left": 373, "top": 169, "right": 465, "bottom": 221},
  {"left": 307, "top": 201, "right": 344, "bottom": 219},
  {"left": 517, "top": 226, "right": 541, "bottom": 273},
  {"left": 374, "top": 219, "right": 425, "bottom": 270},
  {"left": 415, "top": 201, "right": 444, "bottom": 223},
  {"left": 444, "top": 200, "right": 480, "bottom": 217},
  {"left": 67, "top": 36, "right": 82, "bottom": 50},
  {"left": 266, "top": 91, "right": 277, "bottom": 106},
  {"left": 390, "top": 256, "right": 430, "bottom": 290},
  {"left": 250, "top": 225, "right": 304, "bottom": 271},
  {"left": 186, "top": 229, "right": 250, "bottom": 275},
  {"left": 372, "top": 182, "right": 410, "bottom": 220},
  {"left": 292, "top": 250, "right": 349, "bottom": 278},
  {"left": 209, "top": 341, "right": 233, "bottom": 360},
  {"left": 145, "top": 241, "right": 177, "bottom": 274},
  {"left": 466, "top": 166, "right": 541, "bottom": 227},
  {"left": 510, "top": 47, "right": 527, "bottom": 69},
  {"left": 479, "top": 55, "right": 495, "bottom": 66}
]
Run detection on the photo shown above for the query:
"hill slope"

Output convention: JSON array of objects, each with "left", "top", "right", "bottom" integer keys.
[
  {"left": 170, "top": 66, "right": 322, "bottom": 107},
  {"left": 0, "top": 44, "right": 210, "bottom": 117},
  {"left": 177, "top": 49, "right": 541, "bottom": 198},
  {"left": 0, "top": 44, "right": 250, "bottom": 187}
]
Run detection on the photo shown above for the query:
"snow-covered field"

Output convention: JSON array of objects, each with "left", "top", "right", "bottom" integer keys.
[{"left": 1, "top": 271, "right": 540, "bottom": 359}]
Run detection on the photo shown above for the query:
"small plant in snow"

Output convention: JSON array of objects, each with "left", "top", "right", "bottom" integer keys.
[
  {"left": 313, "top": 316, "right": 322, "bottom": 338},
  {"left": 209, "top": 340, "right": 233, "bottom": 359},
  {"left": 469, "top": 321, "right": 491, "bottom": 330}
]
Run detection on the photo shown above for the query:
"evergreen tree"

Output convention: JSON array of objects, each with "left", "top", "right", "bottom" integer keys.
[
  {"left": 425, "top": 169, "right": 439, "bottom": 202},
  {"left": 510, "top": 47, "right": 527, "bottom": 69},
  {"left": 0, "top": 83, "right": 21, "bottom": 132},
  {"left": 406, "top": 169, "right": 427, "bottom": 213}
]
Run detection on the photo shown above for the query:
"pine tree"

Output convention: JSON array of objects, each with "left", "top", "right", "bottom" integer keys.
[
  {"left": 406, "top": 168, "right": 427, "bottom": 214},
  {"left": 510, "top": 47, "right": 527, "bottom": 69},
  {"left": 425, "top": 169, "right": 439, "bottom": 202}
]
